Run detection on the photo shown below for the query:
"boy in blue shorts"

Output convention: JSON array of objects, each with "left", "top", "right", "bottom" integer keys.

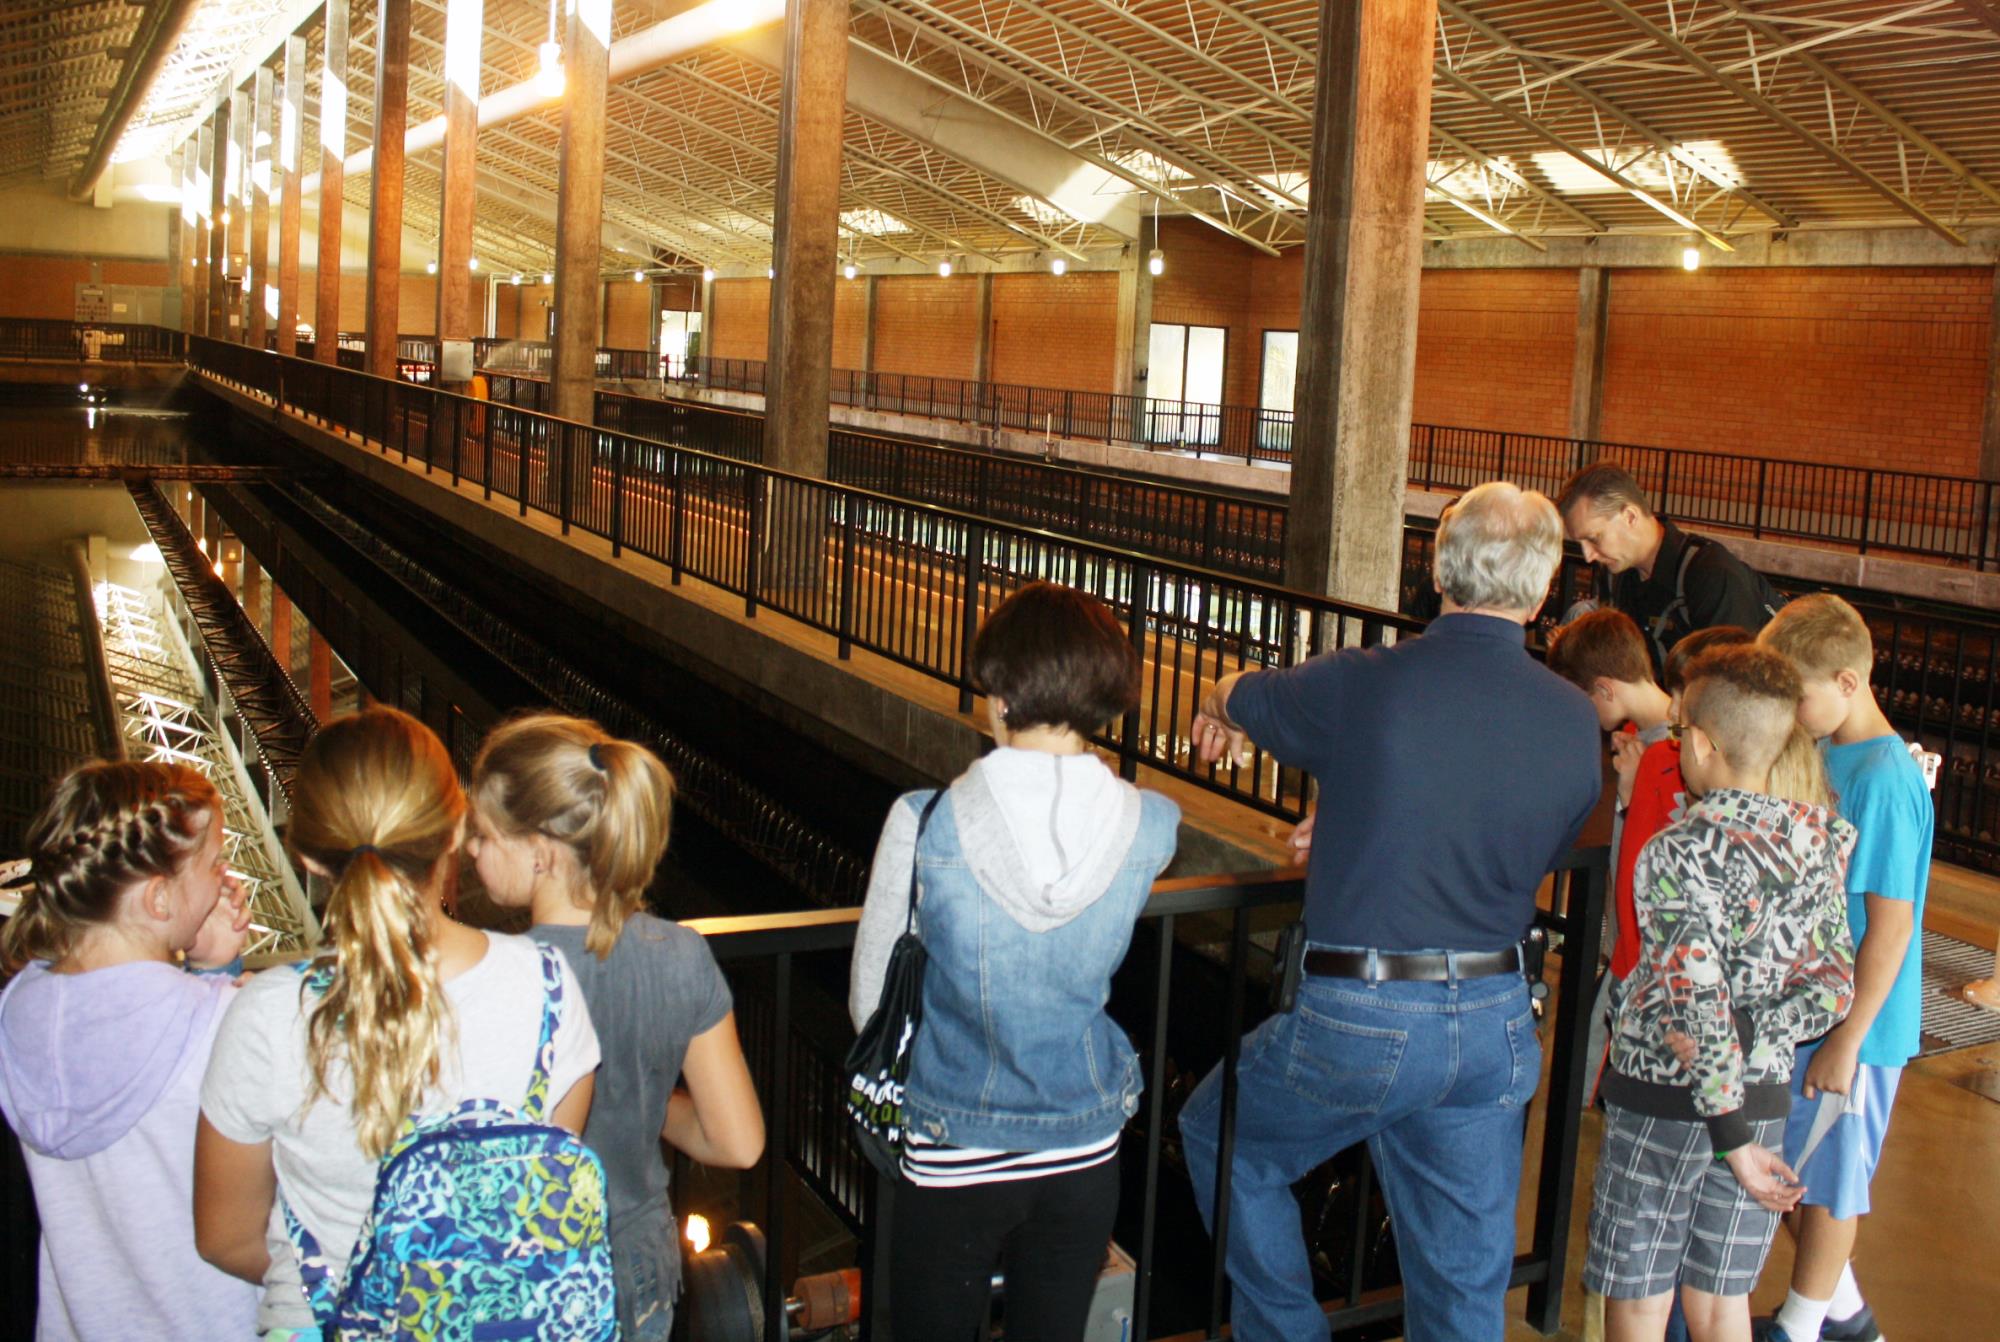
[{"left": 1756, "top": 594, "right": 1932, "bottom": 1342}]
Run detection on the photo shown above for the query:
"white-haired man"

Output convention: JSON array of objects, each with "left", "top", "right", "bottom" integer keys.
[{"left": 1179, "top": 481, "right": 1602, "bottom": 1342}]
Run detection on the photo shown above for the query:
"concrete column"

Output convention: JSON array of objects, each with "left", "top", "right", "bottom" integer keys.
[
  {"left": 364, "top": 0, "right": 411, "bottom": 381},
  {"left": 233, "top": 87, "right": 255, "bottom": 339},
  {"left": 760, "top": 0, "right": 850, "bottom": 478},
  {"left": 314, "top": 0, "right": 349, "bottom": 363},
  {"left": 206, "top": 109, "right": 229, "bottom": 337},
  {"left": 1113, "top": 218, "right": 1157, "bottom": 404},
  {"left": 276, "top": 34, "right": 306, "bottom": 357},
  {"left": 179, "top": 145, "right": 198, "bottom": 333},
  {"left": 308, "top": 628, "right": 333, "bottom": 721},
  {"left": 1569, "top": 267, "right": 1610, "bottom": 446},
  {"left": 248, "top": 65, "right": 274, "bottom": 349},
  {"left": 434, "top": 0, "right": 482, "bottom": 389},
  {"left": 163, "top": 146, "right": 183, "bottom": 330},
  {"left": 859, "top": 273, "right": 877, "bottom": 374},
  {"left": 646, "top": 280, "right": 663, "bottom": 372},
  {"left": 270, "top": 589, "right": 293, "bottom": 671},
  {"left": 551, "top": 0, "right": 611, "bottom": 422},
  {"left": 1280, "top": 0, "right": 1437, "bottom": 609},
  {"left": 1982, "top": 265, "right": 2000, "bottom": 480},
  {"left": 972, "top": 272, "right": 994, "bottom": 384}
]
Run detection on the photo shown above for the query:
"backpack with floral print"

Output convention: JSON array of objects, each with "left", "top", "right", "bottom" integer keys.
[{"left": 284, "top": 944, "right": 616, "bottom": 1341}]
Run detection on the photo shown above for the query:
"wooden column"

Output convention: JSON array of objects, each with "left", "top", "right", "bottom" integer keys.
[
  {"left": 270, "top": 589, "right": 294, "bottom": 672},
  {"left": 206, "top": 110, "right": 228, "bottom": 337},
  {"left": 1982, "top": 265, "right": 2000, "bottom": 480},
  {"left": 551, "top": 0, "right": 611, "bottom": 423},
  {"left": 1280, "top": 0, "right": 1438, "bottom": 609},
  {"left": 760, "top": 0, "right": 850, "bottom": 477},
  {"left": 314, "top": 0, "right": 349, "bottom": 364},
  {"left": 1569, "top": 267, "right": 1609, "bottom": 445},
  {"left": 434, "top": 0, "right": 482, "bottom": 389},
  {"left": 248, "top": 65, "right": 275, "bottom": 349},
  {"left": 276, "top": 34, "right": 306, "bottom": 357},
  {"left": 308, "top": 627, "right": 333, "bottom": 721},
  {"left": 364, "top": 0, "right": 411, "bottom": 381}
]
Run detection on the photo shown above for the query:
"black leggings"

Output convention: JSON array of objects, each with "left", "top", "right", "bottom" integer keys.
[{"left": 888, "top": 1156, "right": 1120, "bottom": 1342}]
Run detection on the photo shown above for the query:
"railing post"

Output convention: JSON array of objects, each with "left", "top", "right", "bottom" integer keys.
[
  {"left": 1497, "top": 431, "right": 1509, "bottom": 482},
  {"left": 1980, "top": 482, "right": 1995, "bottom": 573},
  {"left": 482, "top": 400, "right": 494, "bottom": 501},
  {"left": 837, "top": 489, "right": 857, "bottom": 659},
  {"left": 1754, "top": 459, "right": 1768, "bottom": 539},
  {"left": 559, "top": 425, "right": 573, "bottom": 535},
  {"left": 1119, "top": 561, "right": 1149, "bottom": 783},
  {"left": 744, "top": 469, "right": 762, "bottom": 617},
  {"left": 1658, "top": 451, "right": 1675, "bottom": 519},
  {"left": 670, "top": 451, "right": 684, "bottom": 585},
  {"left": 611, "top": 433, "right": 625, "bottom": 559},
  {"left": 957, "top": 522, "right": 983, "bottom": 713},
  {"left": 1859, "top": 470, "right": 1874, "bottom": 554}
]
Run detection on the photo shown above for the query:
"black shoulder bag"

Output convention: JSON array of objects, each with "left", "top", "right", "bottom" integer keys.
[{"left": 844, "top": 790, "right": 945, "bottom": 1173}]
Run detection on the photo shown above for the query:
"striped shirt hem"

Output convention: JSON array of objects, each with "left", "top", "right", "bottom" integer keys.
[{"left": 899, "top": 1131, "right": 1120, "bottom": 1188}]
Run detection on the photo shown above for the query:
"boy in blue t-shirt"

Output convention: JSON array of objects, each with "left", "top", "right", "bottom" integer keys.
[{"left": 1755, "top": 594, "right": 1932, "bottom": 1342}]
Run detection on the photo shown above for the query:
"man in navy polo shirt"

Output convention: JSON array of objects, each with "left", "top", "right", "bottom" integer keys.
[{"left": 1178, "top": 481, "right": 1601, "bottom": 1342}]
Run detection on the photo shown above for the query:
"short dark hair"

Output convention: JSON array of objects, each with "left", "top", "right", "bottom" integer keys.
[
  {"left": 1682, "top": 645, "right": 1802, "bottom": 777},
  {"left": 1547, "top": 608, "right": 1654, "bottom": 690},
  {"left": 1557, "top": 462, "right": 1652, "bottom": 521},
  {"left": 972, "top": 582, "right": 1139, "bottom": 734},
  {"left": 1663, "top": 625, "right": 1752, "bottom": 694}
]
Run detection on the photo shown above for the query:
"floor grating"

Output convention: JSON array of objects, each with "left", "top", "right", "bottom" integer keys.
[{"left": 1917, "top": 929, "right": 2000, "bottom": 1057}]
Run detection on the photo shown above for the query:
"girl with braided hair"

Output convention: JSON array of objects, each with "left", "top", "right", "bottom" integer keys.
[
  {"left": 191, "top": 707, "right": 601, "bottom": 1338},
  {"left": 0, "top": 759, "right": 258, "bottom": 1340}
]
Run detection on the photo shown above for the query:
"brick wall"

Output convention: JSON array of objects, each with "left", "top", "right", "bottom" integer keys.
[
  {"left": 990, "top": 272, "right": 1121, "bottom": 391},
  {"left": 1599, "top": 267, "right": 1992, "bottom": 477},
  {"left": 1150, "top": 219, "right": 1259, "bottom": 407},
  {"left": 833, "top": 280, "right": 867, "bottom": 369},
  {"left": 602, "top": 280, "right": 652, "bottom": 348},
  {"left": 1412, "top": 269, "right": 1577, "bottom": 436},
  {"left": 0, "top": 254, "right": 170, "bottom": 319},
  {"left": 873, "top": 274, "right": 981, "bottom": 378},
  {"left": 293, "top": 270, "right": 495, "bottom": 338},
  {"left": 709, "top": 278, "right": 770, "bottom": 361}
]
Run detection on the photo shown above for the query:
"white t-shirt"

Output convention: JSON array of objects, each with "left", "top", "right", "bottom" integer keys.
[{"left": 200, "top": 932, "right": 602, "bottom": 1333}]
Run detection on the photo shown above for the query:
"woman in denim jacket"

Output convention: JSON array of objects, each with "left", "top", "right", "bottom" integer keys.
[{"left": 850, "top": 582, "right": 1179, "bottom": 1342}]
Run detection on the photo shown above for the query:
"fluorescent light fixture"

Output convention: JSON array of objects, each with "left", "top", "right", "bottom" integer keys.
[{"left": 1050, "top": 257, "right": 1067, "bottom": 276}]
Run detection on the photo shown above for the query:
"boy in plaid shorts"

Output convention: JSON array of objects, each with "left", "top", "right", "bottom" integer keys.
[{"left": 1587, "top": 646, "right": 1856, "bottom": 1341}]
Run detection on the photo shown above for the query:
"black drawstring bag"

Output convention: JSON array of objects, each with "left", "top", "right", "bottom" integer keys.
[{"left": 844, "top": 790, "right": 944, "bottom": 1174}]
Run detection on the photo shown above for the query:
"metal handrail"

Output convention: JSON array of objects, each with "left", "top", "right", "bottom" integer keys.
[{"left": 188, "top": 334, "right": 1423, "bottom": 824}]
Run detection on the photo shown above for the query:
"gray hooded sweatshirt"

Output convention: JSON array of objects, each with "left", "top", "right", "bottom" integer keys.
[
  {"left": 849, "top": 748, "right": 1142, "bottom": 1030},
  {"left": 0, "top": 960, "right": 259, "bottom": 1340}
]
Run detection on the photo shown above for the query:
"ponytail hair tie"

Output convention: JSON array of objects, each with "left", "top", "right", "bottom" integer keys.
[
  {"left": 587, "top": 743, "right": 607, "bottom": 772},
  {"left": 348, "top": 843, "right": 384, "bottom": 866}
]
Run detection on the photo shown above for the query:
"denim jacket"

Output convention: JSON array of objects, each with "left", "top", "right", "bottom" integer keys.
[{"left": 892, "top": 759, "right": 1178, "bottom": 1152}]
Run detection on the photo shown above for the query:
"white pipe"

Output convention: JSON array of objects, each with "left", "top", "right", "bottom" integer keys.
[{"left": 298, "top": 0, "right": 784, "bottom": 197}]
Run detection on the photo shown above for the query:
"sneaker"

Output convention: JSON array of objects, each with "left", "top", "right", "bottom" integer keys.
[
  {"left": 1750, "top": 1321, "right": 1797, "bottom": 1342},
  {"left": 1821, "top": 1308, "right": 1883, "bottom": 1342}
]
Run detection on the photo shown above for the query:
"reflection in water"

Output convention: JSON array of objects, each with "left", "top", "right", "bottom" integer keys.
[{"left": 0, "top": 404, "right": 191, "bottom": 468}]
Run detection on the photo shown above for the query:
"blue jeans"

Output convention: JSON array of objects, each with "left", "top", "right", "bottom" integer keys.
[{"left": 1178, "top": 968, "right": 1541, "bottom": 1342}]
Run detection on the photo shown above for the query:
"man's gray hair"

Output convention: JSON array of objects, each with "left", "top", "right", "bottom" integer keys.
[{"left": 1433, "top": 481, "right": 1564, "bottom": 612}]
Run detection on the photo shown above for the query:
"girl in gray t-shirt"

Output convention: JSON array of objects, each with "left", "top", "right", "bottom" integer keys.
[{"left": 469, "top": 714, "right": 764, "bottom": 1341}]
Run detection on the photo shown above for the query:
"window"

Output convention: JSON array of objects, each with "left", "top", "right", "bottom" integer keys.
[
  {"left": 659, "top": 309, "right": 702, "bottom": 375},
  {"left": 1144, "top": 322, "right": 1225, "bottom": 445},
  {"left": 1259, "top": 330, "right": 1298, "bottom": 453}
]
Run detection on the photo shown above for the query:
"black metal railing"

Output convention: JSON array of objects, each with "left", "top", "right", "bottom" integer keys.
[
  {"left": 679, "top": 354, "right": 2000, "bottom": 571},
  {"left": 190, "top": 334, "right": 1425, "bottom": 823},
  {"left": 694, "top": 848, "right": 1605, "bottom": 1342},
  {"left": 0, "top": 318, "right": 185, "bottom": 363}
]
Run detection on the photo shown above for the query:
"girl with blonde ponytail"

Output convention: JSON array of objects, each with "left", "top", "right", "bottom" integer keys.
[
  {"left": 470, "top": 713, "right": 762, "bottom": 1342},
  {"left": 0, "top": 760, "right": 256, "bottom": 1341},
  {"left": 192, "top": 708, "right": 603, "bottom": 1336}
]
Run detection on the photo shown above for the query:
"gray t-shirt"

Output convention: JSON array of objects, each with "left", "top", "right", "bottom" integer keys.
[{"left": 531, "top": 913, "right": 732, "bottom": 1329}]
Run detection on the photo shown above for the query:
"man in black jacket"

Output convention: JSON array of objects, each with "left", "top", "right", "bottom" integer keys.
[{"left": 1558, "top": 462, "right": 1779, "bottom": 671}]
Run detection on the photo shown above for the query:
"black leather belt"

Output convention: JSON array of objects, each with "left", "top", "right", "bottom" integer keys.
[{"left": 1304, "top": 945, "right": 1523, "bottom": 983}]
